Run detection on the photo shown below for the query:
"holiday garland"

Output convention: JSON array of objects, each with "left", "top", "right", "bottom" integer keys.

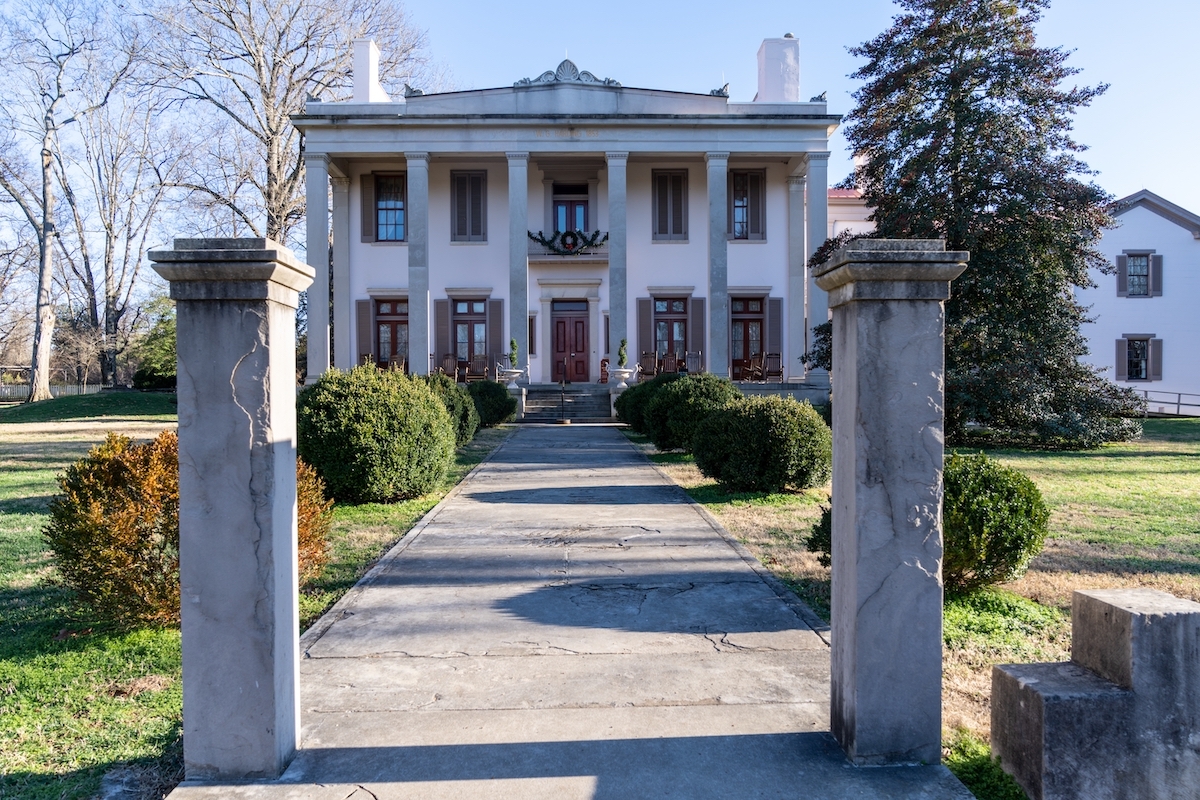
[{"left": 527, "top": 229, "right": 609, "bottom": 256}]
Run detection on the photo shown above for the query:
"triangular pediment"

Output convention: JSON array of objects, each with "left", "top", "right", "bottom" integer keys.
[{"left": 1112, "top": 190, "right": 1200, "bottom": 239}]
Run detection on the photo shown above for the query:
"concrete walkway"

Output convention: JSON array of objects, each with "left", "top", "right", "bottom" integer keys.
[{"left": 172, "top": 426, "right": 972, "bottom": 799}]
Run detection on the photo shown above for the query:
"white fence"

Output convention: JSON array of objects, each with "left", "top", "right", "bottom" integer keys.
[
  {"left": 0, "top": 384, "right": 105, "bottom": 401},
  {"left": 1138, "top": 389, "right": 1200, "bottom": 417}
]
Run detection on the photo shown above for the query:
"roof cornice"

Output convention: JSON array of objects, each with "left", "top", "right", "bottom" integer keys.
[{"left": 1112, "top": 189, "right": 1200, "bottom": 239}]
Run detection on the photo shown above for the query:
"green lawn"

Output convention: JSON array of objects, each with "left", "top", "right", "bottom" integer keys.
[
  {"left": 0, "top": 392, "right": 511, "bottom": 799},
  {"left": 0, "top": 392, "right": 177, "bottom": 423}
]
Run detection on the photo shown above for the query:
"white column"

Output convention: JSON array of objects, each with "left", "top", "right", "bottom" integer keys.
[
  {"left": 706, "top": 152, "right": 730, "bottom": 379},
  {"left": 540, "top": 296, "right": 553, "bottom": 383},
  {"left": 149, "top": 238, "right": 314, "bottom": 781},
  {"left": 606, "top": 152, "right": 628, "bottom": 362},
  {"left": 817, "top": 239, "right": 968, "bottom": 766},
  {"left": 304, "top": 155, "right": 330, "bottom": 382},
  {"left": 330, "top": 176, "right": 351, "bottom": 369},
  {"left": 805, "top": 151, "right": 830, "bottom": 385},
  {"left": 406, "top": 152, "right": 430, "bottom": 374},
  {"left": 787, "top": 172, "right": 808, "bottom": 382},
  {"left": 508, "top": 153, "right": 530, "bottom": 376},
  {"left": 588, "top": 295, "right": 601, "bottom": 381}
]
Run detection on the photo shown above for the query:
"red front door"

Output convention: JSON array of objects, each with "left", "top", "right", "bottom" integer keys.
[{"left": 553, "top": 315, "right": 588, "bottom": 382}]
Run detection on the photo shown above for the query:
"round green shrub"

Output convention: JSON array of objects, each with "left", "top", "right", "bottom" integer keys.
[
  {"left": 642, "top": 373, "right": 741, "bottom": 452},
  {"left": 423, "top": 372, "right": 479, "bottom": 446},
  {"left": 613, "top": 371, "right": 682, "bottom": 434},
  {"left": 468, "top": 379, "right": 517, "bottom": 427},
  {"left": 693, "top": 396, "right": 832, "bottom": 492},
  {"left": 942, "top": 452, "right": 1049, "bottom": 595},
  {"left": 298, "top": 366, "right": 455, "bottom": 503}
]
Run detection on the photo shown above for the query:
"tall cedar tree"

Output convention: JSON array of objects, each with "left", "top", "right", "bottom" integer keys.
[{"left": 843, "top": 0, "right": 1141, "bottom": 448}]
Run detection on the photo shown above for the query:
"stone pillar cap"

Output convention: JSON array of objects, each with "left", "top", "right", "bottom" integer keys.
[
  {"left": 149, "top": 238, "right": 315, "bottom": 294},
  {"left": 815, "top": 238, "right": 968, "bottom": 293}
]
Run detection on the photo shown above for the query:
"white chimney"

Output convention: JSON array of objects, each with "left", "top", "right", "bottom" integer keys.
[
  {"left": 353, "top": 38, "right": 391, "bottom": 102},
  {"left": 755, "top": 35, "right": 800, "bottom": 102}
]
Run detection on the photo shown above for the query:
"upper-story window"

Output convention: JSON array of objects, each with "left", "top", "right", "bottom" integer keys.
[
  {"left": 1117, "top": 251, "right": 1163, "bottom": 297},
  {"left": 452, "top": 171, "right": 487, "bottom": 242},
  {"left": 375, "top": 175, "right": 406, "bottom": 241},
  {"left": 653, "top": 170, "right": 688, "bottom": 241},
  {"left": 729, "top": 170, "right": 765, "bottom": 240},
  {"left": 553, "top": 183, "right": 588, "bottom": 232}
]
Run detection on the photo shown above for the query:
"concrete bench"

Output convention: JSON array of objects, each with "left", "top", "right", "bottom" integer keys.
[{"left": 991, "top": 589, "right": 1200, "bottom": 800}]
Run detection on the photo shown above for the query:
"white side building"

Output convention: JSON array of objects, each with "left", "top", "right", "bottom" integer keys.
[
  {"left": 1077, "top": 190, "right": 1200, "bottom": 411},
  {"left": 294, "top": 37, "right": 840, "bottom": 385}
]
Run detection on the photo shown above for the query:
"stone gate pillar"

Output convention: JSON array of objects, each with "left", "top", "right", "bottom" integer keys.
[
  {"left": 149, "top": 238, "right": 314, "bottom": 780},
  {"left": 815, "top": 239, "right": 968, "bottom": 765}
]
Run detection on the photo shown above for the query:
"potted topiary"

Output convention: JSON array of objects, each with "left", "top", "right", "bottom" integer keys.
[{"left": 610, "top": 338, "right": 636, "bottom": 387}]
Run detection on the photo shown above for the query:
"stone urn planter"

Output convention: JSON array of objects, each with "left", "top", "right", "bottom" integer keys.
[
  {"left": 610, "top": 367, "right": 637, "bottom": 388},
  {"left": 496, "top": 367, "right": 524, "bottom": 389}
]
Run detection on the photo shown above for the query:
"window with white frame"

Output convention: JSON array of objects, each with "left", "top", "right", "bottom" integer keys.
[
  {"left": 375, "top": 175, "right": 406, "bottom": 241},
  {"left": 1116, "top": 335, "right": 1162, "bottom": 382}
]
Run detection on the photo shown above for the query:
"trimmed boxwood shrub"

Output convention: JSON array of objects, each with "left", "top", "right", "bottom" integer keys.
[
  {"left": 468, "top": 379, "right": 518, "bottom": 427},
  {"left": 613, "top": 371, "right": 683, "bottom": 434},
  {"left": 942, "top": 452, "right": 1049, "bottom": 595},
  {"left": 642, "top": 373, "right": 741, "bottom": 452},
  {"left": 423, "top": 372, "right": 479, "bottom": 446},
  {"left": 43, "top": 430, "right": 333, "bottom": 625},
  {"left": 802, "top": 453, "right": 1049, "bottom": 597},
  {"left": 693, "top": 396, "right": 832, "bottom": 492},
  {"left": 298, "top": 365, "right": 455, "bottom": 503}
]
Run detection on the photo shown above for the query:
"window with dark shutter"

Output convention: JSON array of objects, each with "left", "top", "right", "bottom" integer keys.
[
  {"left": 375, "top": 175, "right": 406, "bottom": 241},
  {"left": 451, "top": 171, "right": 487, "bottom": 242},
  {"left": 652, "top": 170, "right": 687, "bottom": 241},
  {"left": 729, "top": 169, "right": 766, "bottom": 240}
]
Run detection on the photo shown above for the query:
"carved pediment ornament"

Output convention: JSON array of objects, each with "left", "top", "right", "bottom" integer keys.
[{"left": 515, "top": 59, "right": 621, "bottom": 88}]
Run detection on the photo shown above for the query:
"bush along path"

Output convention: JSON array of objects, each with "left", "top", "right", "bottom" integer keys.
[
  {"left": 631, "top": 418, "right": 1200, "bottom": 800},
  {"left": 0, "top": 394, "right": 512, "bottom": 800}
]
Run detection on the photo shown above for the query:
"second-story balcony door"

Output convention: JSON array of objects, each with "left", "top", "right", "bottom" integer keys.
[{"left": 555, "top": 199, "right": 588, "bottom": 232}]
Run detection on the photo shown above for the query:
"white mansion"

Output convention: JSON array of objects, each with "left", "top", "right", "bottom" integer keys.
[{"left": 295, "top": 37, "right": 839, "bottom": 384}]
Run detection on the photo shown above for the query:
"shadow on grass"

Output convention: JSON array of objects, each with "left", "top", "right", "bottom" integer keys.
[
  {"left": 0, "top": 727, "right": 183, "bottom": 800},
  {"left": 944, "top": 729, "right": 1029, "bottom": 800}
]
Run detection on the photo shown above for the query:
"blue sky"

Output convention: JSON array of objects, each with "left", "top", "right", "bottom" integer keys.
[{"left": 407, "top": 0, "right": 1200, "bottom": 212}]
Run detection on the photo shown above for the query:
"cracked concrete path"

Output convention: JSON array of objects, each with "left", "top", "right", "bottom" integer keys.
[{"left": 170, "top": 425, "right": 972, "bottom": 799}]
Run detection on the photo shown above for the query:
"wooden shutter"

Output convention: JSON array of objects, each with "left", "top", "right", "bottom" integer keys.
[
  {"left": 1115, "top": 339, "right": 1128, "bottom": 380},
  {"left": 434, "top": 299, "right": 451, "bottom": 361},
  {"left": 1116, "top": 254, "right": 1128, "bottom": 296},
  {"left": 356, "top": 300, "right": 373, "bottom": 364},
  {"left": 361, "top": 175, "right": 376, "bottom": 243},
  {"left": 688, "top": 297, "right": 705, "bottom": 369},
  {"left": 637, "top": 297, "right": 652, "bottom": 357},
  {"left": 471, "top": 174, "right": 485, "bottom": 239},
  {"left": 671, "top": 173, "right": 685, "bottom": 237},
  {"left": 528, "top": 316, "right": 536, "bottom": 356},
  {"left": 1150, "top": 339, "right": 1163, "bottom": 381},
  {"left": 655, "top": 174, "right": 668, "bottom": 237},
  {"left": 453, "top": 174, "right": 468, "bottom": 240},
  {"left": 766, "top": 296, "right": 783, "bottom": 354},
  {"left": 1151, "top": 255, "right": 1164, "bottom": 297},
  {"left": 487, "top": 298, "right": 504, "bottom": 365},
  {"left": 748, "top": 172, "right": 764, "bottom": 239}
]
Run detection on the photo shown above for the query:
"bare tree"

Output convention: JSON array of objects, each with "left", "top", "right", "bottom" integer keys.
[
  {"left": 0, "top": 0, "right": 137, "bottom": 402},
  {"left": 148, "top": 0, "right": 440, "bottom": 246}
]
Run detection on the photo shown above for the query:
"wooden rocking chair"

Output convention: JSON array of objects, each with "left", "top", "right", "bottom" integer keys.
[
  {"left": 637, "top": 351, "right": 658, "bottom": 382},
  {"left": 660, "top": 352, "right": 679, "bottom": 375},
  {"left": 743, "top": 352, "right": 764, "bottom": 382},
  {"left": 764, "top": 352, "right": 783, "bottom": 383},
  {"left": 440, "top": 354, "right": 459, "bottom": 382}
]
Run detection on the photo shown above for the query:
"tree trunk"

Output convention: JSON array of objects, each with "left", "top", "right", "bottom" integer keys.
[{"left": 26, "top": 135, "right": 56, "bottom": 404}]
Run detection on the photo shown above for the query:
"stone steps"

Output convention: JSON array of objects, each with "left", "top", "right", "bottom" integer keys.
[{"left": 522, "top": 386, "right": 613, "bottom": 423}]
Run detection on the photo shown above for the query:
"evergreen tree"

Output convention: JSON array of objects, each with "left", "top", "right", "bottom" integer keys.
[{"left": 842, "top": 0, "right": 1141, "bottom": 447}]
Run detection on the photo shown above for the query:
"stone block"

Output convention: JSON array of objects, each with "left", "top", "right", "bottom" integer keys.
[{"left": 992, "top": 589, "right": 1200, "bottom": 800}]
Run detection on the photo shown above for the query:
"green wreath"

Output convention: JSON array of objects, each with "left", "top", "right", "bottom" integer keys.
[
  {"left": 527, "top": 229, "right": 611, "bottom": 257},
  {"left": 560, "top": 230, "right": 580, "bottom": 251}
]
